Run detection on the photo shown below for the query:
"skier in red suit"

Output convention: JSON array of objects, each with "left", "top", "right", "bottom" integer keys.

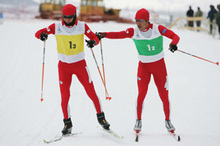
[
  {"left": 35, "top": 4, "right": 110, "bottom": 135},
  {"left": 96, "top": 8, "right": 180, "bottom": 133}
]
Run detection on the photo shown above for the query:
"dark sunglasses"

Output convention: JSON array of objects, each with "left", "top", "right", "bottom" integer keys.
[
  {"left": 136, "top": 19, "right": 145, "bottom": 22},
  {"left": 63, "top": 14, "right": 76, "bottom": 19}
]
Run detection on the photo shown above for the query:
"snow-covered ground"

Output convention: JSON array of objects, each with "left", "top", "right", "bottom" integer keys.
[{"left": 0, "top": 19, "right": 220, "bottom": 146}]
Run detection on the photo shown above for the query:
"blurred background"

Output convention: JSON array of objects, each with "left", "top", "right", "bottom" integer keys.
[{"left": 0, "top": 0, "right": 219, "bottom": 34}]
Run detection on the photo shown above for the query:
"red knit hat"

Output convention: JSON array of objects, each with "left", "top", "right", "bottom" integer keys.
[
  {"left": 135, "top": 8, "right": 149, "bottom": 21},
  {"left": 62, "top": 4, "right": 76, "bottom": 16}
]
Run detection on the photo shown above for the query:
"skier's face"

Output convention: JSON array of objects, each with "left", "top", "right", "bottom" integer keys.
[
  {"left": 136, "top": 19, "right": 149, "bottom": 31},
  {"left": 63, "top": 17, "right": 74, "bottom": 24},
  {"left": 62, "top": 14, "right": 77, "bottom": 27},
  {"left": 63, "top": 14, "right": 76, "bottom": 25}
]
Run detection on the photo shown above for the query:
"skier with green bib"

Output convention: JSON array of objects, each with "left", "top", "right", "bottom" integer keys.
[{"left": 96, "top": 8, "right": 180, "bottom": 134}]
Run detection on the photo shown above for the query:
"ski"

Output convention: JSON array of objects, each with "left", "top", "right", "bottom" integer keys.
[
  {"left": 102, "top": 128, "right": 124, "bottom": 139},
  {"left": 43, "top": 135, "right": 63, "bottom": 144},
  {"left": 43, "top": 132, "right": 82, "bottom": 144},
  {"left": 169, "top": 131, "right": 181, "bottom": 141},
  {"left": 135, "top": 130, "right": 140, "bottom": 142}
]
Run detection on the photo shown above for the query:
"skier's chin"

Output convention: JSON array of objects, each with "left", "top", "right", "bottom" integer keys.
[{"left": 138, "top": 26, "right": 143, "bottom": 31}]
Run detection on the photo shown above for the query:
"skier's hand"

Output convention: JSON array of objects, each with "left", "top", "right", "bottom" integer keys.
[
  {"left": 86, "top": 40, "right": 96, "bottom": 48},
  {"left": 40, "top": 32, "right": 48, "bottom": 41},
  {"left": 169, "top": 43, "right": 178, "bottom": 53},
  {"left": 95, "top": 32, "right": 106, "bottom": 40}
]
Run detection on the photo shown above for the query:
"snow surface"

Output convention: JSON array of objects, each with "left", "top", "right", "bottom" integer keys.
[{"left": 0, "top": 19, "right": 220, "bottom": 146}]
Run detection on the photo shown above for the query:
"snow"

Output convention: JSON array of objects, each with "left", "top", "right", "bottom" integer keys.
[{"left": 0, "top": 19, "right": 220, "bottom": 146}]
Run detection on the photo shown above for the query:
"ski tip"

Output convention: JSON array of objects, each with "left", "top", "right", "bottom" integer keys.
[
  {"left": 177, "top": 135, "right": 181, "bottom": 141},
  {"left": 40, "top": 98, "right": 44, "bottom": 102},
  {"left": 216, "top": 62, "right": 219, "bottom": 66},
  {"left": 43, "top": 139, "right": 49, "bottom": 144},
  {"left": 135, "top": 130, "right": 140, "bottom": 142},
  {"left": 135, "top": 137, "right": 138, "bottom": 142}
]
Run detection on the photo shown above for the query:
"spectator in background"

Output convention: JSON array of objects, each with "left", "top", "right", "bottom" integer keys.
[
  {"left": 0, "top": 12, "right": 3, "bottom": 24},
  {"left": 207, "top": 5, "right": 217, "bottom": 34},
  {"left": 186, "top": 6, "right": 194, "bottom": 27},
  {"left": 216, "top": 4, "right": 220, "bottom": 37},
  {"left": 195, "top": 7, "right": 203, "bottom": 31}
]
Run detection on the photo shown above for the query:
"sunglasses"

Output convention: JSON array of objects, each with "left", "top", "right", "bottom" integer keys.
[
  {"left": 136, "top": 19, "right": 145, "bottom": 22},
  {"left": 63, "top": 14, "right": 76, "bottom": 19}
]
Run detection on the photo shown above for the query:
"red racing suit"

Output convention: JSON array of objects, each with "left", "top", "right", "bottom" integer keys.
[
  {"left": 35, "top": 20, "right": 102, "bottom": 119},
  {"left": 104, "top": 23, "right": 180, "bottom": 120}
]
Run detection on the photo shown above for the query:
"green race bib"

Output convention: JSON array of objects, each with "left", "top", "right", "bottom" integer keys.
[{"left": 133, "top": 36, "right": 163, "bottom": 56}]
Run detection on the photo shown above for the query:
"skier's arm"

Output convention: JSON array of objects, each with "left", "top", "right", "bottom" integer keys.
[
  {"left": 158, "top": 25, "right": 180, "bottom": 53},
  {"left": 105, "top": 28, "right": 134, "bottom": 39},
  {"left": 158, "top": 25, "right": 180, "bottom": 45},
  {"left": 84, "top": 23, "right": 99, "bottom": 47},
  {"left": 35, "top": 23, "right": 55, "bottom": 39},
  {"left": 96, "top": 28, "right": 134, "bottom": 40}
]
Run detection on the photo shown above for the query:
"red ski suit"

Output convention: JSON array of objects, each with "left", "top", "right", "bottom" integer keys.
[
  {"left": 35, "top": 20, "right": 102, "bottom": 119},
  {"left": 104, "top": 23, "right": 180, "bottom": 120}
]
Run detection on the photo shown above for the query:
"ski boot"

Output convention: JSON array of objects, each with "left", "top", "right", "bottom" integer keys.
[
  {"left": 62, "top": 118, "right": 72, "bottom": 135},
  {"left": 165, "top": 120, "right": 175, "bottom": 133},
  {"left": 134, "top": 119, "right": 142, "bottom": 132},
  {"left": 97, "top": 112, "right": 110, "bottom": 130}
]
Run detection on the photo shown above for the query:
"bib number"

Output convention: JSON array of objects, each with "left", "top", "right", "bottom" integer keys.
[
  {"left": 147, "top": 44, "right": 155, "bottom": 51},
  {"left": 69, "top": 41, "right": 76, "bottom": 49}
]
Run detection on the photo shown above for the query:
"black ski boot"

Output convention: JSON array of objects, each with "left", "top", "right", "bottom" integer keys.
[
  {"left": 97, "top": 112, "right": 110, "bottom": 130},
  {"left": 62, "top": 118, "right": 72, "bottom": 135}
]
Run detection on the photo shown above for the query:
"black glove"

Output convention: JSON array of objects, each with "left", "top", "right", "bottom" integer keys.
[
  {"left": 40, "top": 32, "right": 48, "bottom": 41},
  {"left": 169, "top": 43, "right": 178, "bottom": 53},
  {"left": 95, "top": 32, "right": 106, "bottom": 40},
  {"left": 86, "top": 40, "right": 96, "bottom": 48}
]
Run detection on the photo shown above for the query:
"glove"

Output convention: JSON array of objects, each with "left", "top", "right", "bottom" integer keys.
[
  {"left": 95, "top": 32, "right": 106, "bottom": 40},
  {"left": 40, "top": 32, "right": 48, "bottom": 41},
  {"left": 169, "top": 43, "right": 178, "bottom": 53},
  {"left": 86, "top": 40, "right": 96, "bottom": 48}
]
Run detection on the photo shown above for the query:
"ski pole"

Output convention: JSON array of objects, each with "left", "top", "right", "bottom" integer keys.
[
  {"left": 100, "top": 40, "right": 107, "bottom": 98},
  {"left": 89, "top": 47, "right": 112, "bottom": 100},
  {"left": 177, "top": 49, "right": 219, "bottom": 66},
  {"left": 40, "top": 41, "right": 46, "bottom": 102}
]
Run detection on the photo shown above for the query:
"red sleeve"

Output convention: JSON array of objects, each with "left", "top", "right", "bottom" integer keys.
[
  {"left": 105, "top": 28, "right": 134, "bottom": 39},
  {"left": 158, "top": 25, "right": 180, "bottom": 45},
  {"left": 35, "top": 23, "right": 55, "bottom": 39},
  {"left": 84, "top": 23, "right": 99, "bottom": 46}
]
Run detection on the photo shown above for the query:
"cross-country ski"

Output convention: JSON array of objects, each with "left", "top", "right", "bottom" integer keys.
[
  {"left": 101, "top": 128, "right": 124, "bottom": 139},
  {"left": 169, "top": 131, "right": 181, "bottom": 141},
  {"left": 135, "top": 131, "right": 181, "bottom": 142},
  {"left": 43, "top": 132, "right": 82, "bottom": 144},
  {"left": 135, "top": 131, "right": 140, "bottom": 142}
]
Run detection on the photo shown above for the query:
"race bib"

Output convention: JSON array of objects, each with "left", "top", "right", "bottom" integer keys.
[{"left": 55, "top": 34, "right": 84, "bottom": 56}]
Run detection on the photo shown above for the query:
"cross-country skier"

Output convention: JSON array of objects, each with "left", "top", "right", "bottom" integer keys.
[
  {"left": 35, "top": 4, "right": 110, "bottom": 135},
  {"left": 96, "top": 8, "right": 180, "bottom": 133}
]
